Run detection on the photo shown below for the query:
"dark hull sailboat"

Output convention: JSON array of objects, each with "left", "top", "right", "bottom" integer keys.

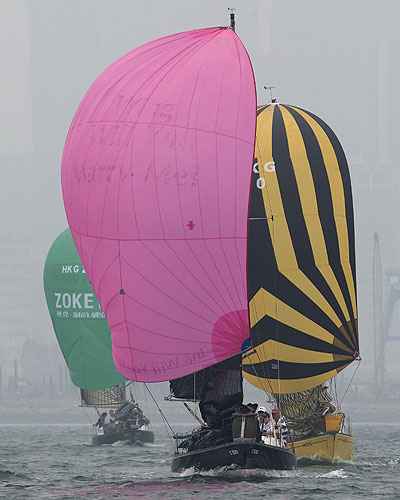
[
  {"left": 171, "top": 441, "right": 296, "bottom": 474},
  {"left": 92, "top": 426, "right": 154, "bottom": 446},
  {"left": 90, "top": 398, "right": 154, "bottom": 446},
  {"left": 60, "top": 15, "right": 295, "bottom": 475},
  {"left": 169, "top": 356, "right": 296, "bottom": 474},
  {"left": 44, "top": 231, "right": 155, "bottom": 446}
]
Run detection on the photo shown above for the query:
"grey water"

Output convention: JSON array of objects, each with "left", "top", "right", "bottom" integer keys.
[{"left": 1, "top": 423, "right": 399, "bottom": 499}]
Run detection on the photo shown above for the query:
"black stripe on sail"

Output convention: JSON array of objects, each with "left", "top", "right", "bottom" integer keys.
[
  {"left": 293, "top": 106, "right": 356, "bottom": 280},
  {"left": 250, "top": 315, "right": 352, "bottom": 356},
  {"left": 248, "top": 217, "right": 354, "bottom": 351},
  {"left": 287, "top": 106, "right": 357, "bottom": 344},
  {"left": 281, "top": 105, "right": 354, "bottom": 346},
  {"left": 243, "top": 357, "right": 351, "bottom": 381},
  {"left": 257, "top": 104, "right": 270, "bottom": 116},
  {"left": 247, "top": 164, "right": 354, "bottom": 351},
  {"left": 272, "top": 106, "right": 316, "bottom": 273},
  {"left": 299, "top": 107, "right": 358, "bottom": 342}
]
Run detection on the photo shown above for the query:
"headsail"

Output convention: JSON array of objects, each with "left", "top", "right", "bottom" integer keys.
[
  {"left": 43, "top": 229, "right": 126, "bottom": 390},
  {"left": 61, "top": 28, "right": 256, "bottom": 382},
  {"left": 243, "top": 104, "right": 359, "bottom": 394},
  {"left": 80, "top": 385, "right": 126, "bottom": 408}
]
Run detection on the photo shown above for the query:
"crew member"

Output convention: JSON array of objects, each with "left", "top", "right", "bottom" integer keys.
[
  {"left": 259, "top": 411, "right": 272, "bottom": 435},
  {"left": 271, "top": 408, "right": 289, "bottom": 445},
  {"left": 94, "top": 412, "right": 107, "bottom": 428}
]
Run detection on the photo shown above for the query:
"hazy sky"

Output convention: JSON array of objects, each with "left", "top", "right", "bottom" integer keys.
[{"left": 1, "top": 0, "right": 399, "bottom": 384}]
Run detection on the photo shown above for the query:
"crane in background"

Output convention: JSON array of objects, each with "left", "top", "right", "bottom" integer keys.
[{"left": 373, "top": 233, "right": 400, "bottom": 391}]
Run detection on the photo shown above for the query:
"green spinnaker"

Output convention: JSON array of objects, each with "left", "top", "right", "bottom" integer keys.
[{"left": 44, "top": 229, "right": 125, "bottom": 390}]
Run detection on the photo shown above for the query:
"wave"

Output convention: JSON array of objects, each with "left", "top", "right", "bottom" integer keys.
[
  {"left": 176, "top": 465, "right": 296, "bottom": 480},
  {"left": 0, "top": 469, "right": 30, "bottom": 481},
  {"left": 317, "top": 469, "right": 349, "bottom": 479}
]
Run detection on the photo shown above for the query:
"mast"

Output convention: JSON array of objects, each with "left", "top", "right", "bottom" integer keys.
[
  {"left": 228, "top": 8, "right": 236, "bottom": 32},
  {"left": 264, "top": 85, "right": 277, "bottom": 103}
]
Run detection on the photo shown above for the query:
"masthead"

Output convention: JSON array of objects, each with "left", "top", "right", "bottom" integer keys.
[
  {"left": 228, "top": 8, "right": 236, "bottom": 32},
  {"left": 264, "top": 85, "right": 277, "bottom": 103}
]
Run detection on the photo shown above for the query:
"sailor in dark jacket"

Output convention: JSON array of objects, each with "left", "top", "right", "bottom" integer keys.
[{"left": 94, "top": 412, "right": 107, "bottom": 428}]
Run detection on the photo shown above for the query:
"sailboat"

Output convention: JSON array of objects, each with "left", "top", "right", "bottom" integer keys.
[
  {"left": 60, "top": 15, "right": 296, "bottom": 474},
  {"left": 44, "top": 229, "right": 154, "bottom": 445},
  {"left": 243, "top": 102, "right": 360, "bottom": 463}
]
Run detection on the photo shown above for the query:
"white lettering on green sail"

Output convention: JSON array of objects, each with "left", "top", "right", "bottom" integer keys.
[
  {"left": 53, "top": 289, "right": 104, "bottom": 321},
  {"left": 84, "top": 293, "right": 93, "bottom": 309},
  {"left": 54, "top": 292, "right": 100, "bottom": 311},
  {"left": 61, "top": 264, "right": 87, "bottom": 273},
  {"left": 44, "top": 228, "right": 125, "bottom": 390}
]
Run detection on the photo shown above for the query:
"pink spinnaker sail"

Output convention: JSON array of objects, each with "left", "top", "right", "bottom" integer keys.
[{"left": 62, "top": 27, "right": 256, "bottom": 382}]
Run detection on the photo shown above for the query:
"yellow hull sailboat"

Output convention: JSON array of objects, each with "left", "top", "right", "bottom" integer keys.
[
  {"left": 292, "top": 414, "right": 354, "bottom": 462},
  {"left": 243, "top": 103, "right": 360, "bottom": 464},
  {"left": 293, "top": 432, "right": 354, "bottom": 462}
]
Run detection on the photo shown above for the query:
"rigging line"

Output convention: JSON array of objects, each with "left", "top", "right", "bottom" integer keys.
[
  {"left": 193, "top": 369, "right": 197, "bottom": 426},
  {"left": 333, "top": 375, "right": 339, "bottom": 410},
  {"left": 129, "top": 380, "right": 137, "bottom": 402},
  {"left": 338, "top": 358, "right": 361, "bottom": 409},
  {"left": 247, "top": 282, "right": 265, "bottom": 382},
  {"left": 268, "top": 188, "right": 281, "bottom": 408},
  {"left": 247, "top": 282, "right": 277, "bottom": 401},
  {"left": 140, "top": 383, "right": 151, "bottom": 423},
  {"left": 250, "top": 346, "right": 275, "bottom": 397},
  {"left": 82, "top": 405, "right": 94, "bottom": 426},
  {"left": 143, "top": 382, "right": 175, "bottom": 448}
]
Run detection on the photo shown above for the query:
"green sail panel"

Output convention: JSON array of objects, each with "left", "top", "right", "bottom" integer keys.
[
  {"left": 243, "top": 104, "right": 359, "bottom": 394},
  {"left": 44, "top": 229, "right": 126, "bottom": 390}
]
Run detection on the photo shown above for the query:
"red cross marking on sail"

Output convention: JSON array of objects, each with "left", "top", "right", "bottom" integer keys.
[{"left": 187, "top": 220, "right": 195, "bottom": 230}]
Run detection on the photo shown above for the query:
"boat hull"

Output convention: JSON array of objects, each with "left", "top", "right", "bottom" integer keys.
[
  {"left": 293, "top": 432, "right": 354, "bottom": 462},
  {"left": 92, "top": 429, "right": 154, "bottom": 446},
  {"left": 171, "top": 441, "right": 296, "bottom": 474}
]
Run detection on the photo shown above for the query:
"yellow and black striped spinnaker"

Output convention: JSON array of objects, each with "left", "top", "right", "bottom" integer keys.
[{"left": 243, "top": 104, "right": 359, "bottom": 394}]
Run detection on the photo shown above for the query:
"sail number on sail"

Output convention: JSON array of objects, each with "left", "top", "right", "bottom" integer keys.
[{"left": 253, "top": 158, "right": 275, "bottom": 189}]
